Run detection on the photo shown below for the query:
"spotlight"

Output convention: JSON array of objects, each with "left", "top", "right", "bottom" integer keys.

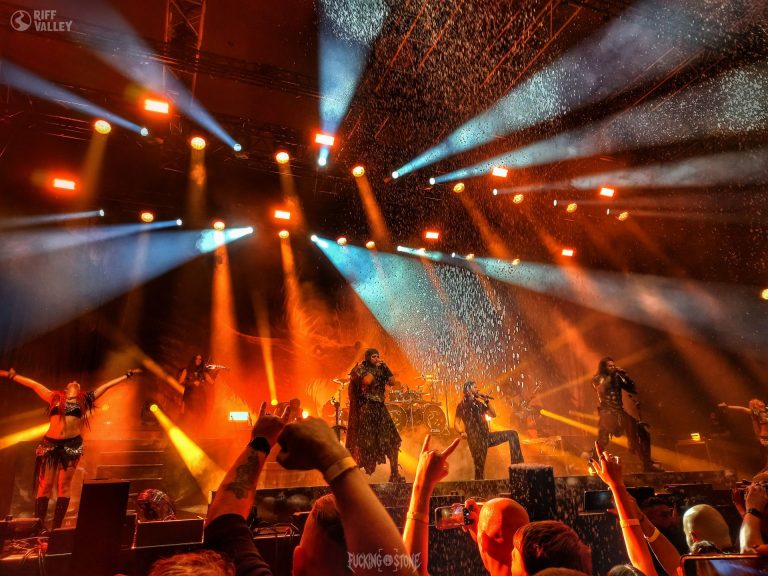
[
  {"left": 274, "top": 209, "right": 291, "bottom": 220},
  {"left": 233, "top": 143, "right": 242, "bottom": 152},
  {"left": 140, "top": 211, "right": 155, "bottom": 223},
  {"left": 392, "top": 170, "right": 400, "bottom": 179},
  {"left": 352, "top": 165, "right": 366, "bottom": 177},
  {"left": 212, "top": 220, "right": 226, "bottom": 231},
  {"left": 761, "top": 288, "right": 768, "bottom": 301},
  {"left": 428, "top": 177, "right": 436, "bottom": 186},
  {"left": 149, "top": 403, "right": 159, "bottom": 413},
  {"left": 511, "top": 258, "right": 521, "bottom": 266},
  {"left": 190, "top": 136, "right": 207, "bottom": 150},
  {"left": 466, "top": 253, "right": 475, "bottom": 260},
  {"left": 491, "top": 166, "right": 509, "bottom": 178},
  {"left": 365, "top": 241, "right": 376, "bottom": 249},
  {"left": 301, "top": 409, "right": 309, "bottom": 419},
  {"left": 270, "top": 399, "right": 279, "bottom": 406},
  {"left": 513, "top": 193, "right": 524, "bottom": 204},
  {"left": 484, "top": 414, "right": 493, "bottom": 422},
  {"left": 417, "top": 247, "right": 426, "bottom": 254},
  {"left": 144, "top": 98, "right": 170, "bottom": 114},
  {"left": 52, "top": 177, "right": 76, "bottom": 190},
  {"left": 599, "top": 186, "right": 616, "bottom": 198},
  {"left": 229, "top": 411, "right": 250, "bottom": 422},
  {"left": 492, "top": 188, "right": 498, "bottom": 196},
  {"left": 318, "top": 156, "right": 327, "bottom": 167},
  {"left": 425, "top": 230, "right": 440, "bottom": 240},
  {"left": 606, "top": 208, "right": 611, "bottom": 215},
  {"left": 453, "top": 182, "right": 465, "bottom": 193},
  {"left": 140, "top": 127, "right": 149, "bottom": 137},
  {"left": 617, "top": 211, "right": 630, "bottom": 221},
  {"left": 94, "top": 119, "right": 112, "bottom": 134},
  {"left": 314, "top": 132, "right": 335, "bottom": 146},
  {"left": 275, "top": 151, "right": 290, "bottom": 164},
  {"left": 561, "top": 247, "right": 575, "bottom": 257},
  {"left": 310, "top": 234, "right": 319, "bottom": 242},
  {"left": 176, "top": 219, "right": 183, "bottom": 226},
  {"left": 336, "top": 236, "right": 347, "bottom": 246},
  {"left": 566, "top": 202, "right": 578, "bottom": 213},
  {"left": 98, "top": 209, "right": 105, "bottom": 217},
  {"left": 553, "top": 199, "right": 558, "bottom": 206},
  {"left": 278, "top": 230, "right": 290, "bottom": 239}
]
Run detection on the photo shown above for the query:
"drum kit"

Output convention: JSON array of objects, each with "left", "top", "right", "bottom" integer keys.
[{"left": 323, "top": 374, "right": 449, "bottom": 436}]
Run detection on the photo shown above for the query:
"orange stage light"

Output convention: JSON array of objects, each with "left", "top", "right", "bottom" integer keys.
[
  {"left": 618, "top": 211, "right": 630, "bottom": 221},
  {"left": 453, "top": 182, "right": 465, "bottom": 193},
  {"left": 314, "top": 132, "right": 335, "bottom": 146},
  {"left": 761, "top": 288, "right": 768, "bottom": 301},
  {"left": 52, "top": 177, "right": 77, "bottom": 190},
  {"left": 212, "top": 220, "right": 226, "bottom": 231},
  {"left": 511, "top": 258, "right": 521, "bottom": 266},
  {"left": 278, "top": 230, "right": 290, "bottom": 239},
  {"left": 94, "top": 119, "right": 112, "bottom": 134},
  {"left": 190, "top": 136, "right": 207, "bottom": 150},
  {"left": 275, "top": 151, "right": 290, "bottom": 164},
  {"left": 140, "top": 211, "right": 155, "bottom": 223},
  {"left": 599, "top": 186, "right": 616, "bottom": 198},
  {"left": 301, "top": 409, "right": 309, "bottom": 419},
  {"left": 492, "top": 188, "right": 499, "bottom": 196},
  {"left": 491, "top": 166, "right": 508, "bottom": 178},
  {"left": 561, "top": 248, "right": 575, "bottom": 257},
  {"left": 425, "top": 230, "right": 440, "bottom": 240},
  {"left": 352, "top": 165, "right": 365, "bottom": 177},
  {"left": 466, "top": 253, "right": 475, "bottom": 260},
  {"left": 365, "top": 241, "right": 376, "bottom": 249},
  {"left": 274, "top": 209, "right": 291, "bottom": 220},
  {"left": 566, "top": 202, "right": 578, "bottom": 213},
  {"left": 336, "top": 236, "right": 348, "bottom": 246},
  {"left": 513, "top": 193, "right": 524, "bottom": 204},
  {"left": 144, "top": 98, "right": 170, "bottom": 114}
]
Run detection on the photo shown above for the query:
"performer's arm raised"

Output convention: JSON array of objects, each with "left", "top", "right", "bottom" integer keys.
[
  {"left": 2, "top": 369, "right": 54, "bottom": 403},
  {"left": 92, "top": 368, "right": 142, "bottom": 400}
]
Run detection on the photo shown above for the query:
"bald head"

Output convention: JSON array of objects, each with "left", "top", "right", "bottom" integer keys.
[
  {"left": 477, "top": 498, "right": 530, "bottom": 575},
  {"left": 683, "top": 504, "right": 732, "bottom": 551}
]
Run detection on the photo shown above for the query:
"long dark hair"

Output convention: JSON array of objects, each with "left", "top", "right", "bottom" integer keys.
[
  {"left": 597, "top": 357, "right": 614, "bottom": 376},
  {"left": 47, "top": 390, "right": 92, "bottom": 429},
  {"left": 185, "top": 354, "right": 207, "bottom": 377}
]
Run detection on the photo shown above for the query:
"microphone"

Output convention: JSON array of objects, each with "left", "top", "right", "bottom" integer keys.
[{"left": 476, "top": 392, "right": 495, "bottom": 401}]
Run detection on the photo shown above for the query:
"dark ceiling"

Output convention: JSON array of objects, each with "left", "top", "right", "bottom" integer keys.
[{"left": 1, "top": 0, "right": 767, "bottom": 285}]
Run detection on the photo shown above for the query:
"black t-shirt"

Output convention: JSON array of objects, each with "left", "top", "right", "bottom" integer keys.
[
  {"left": 204, "top": 514, "right": 273, "bottom": 576},
  {"left": 455, "top": 397, "right": 490, "bottom": 442}
]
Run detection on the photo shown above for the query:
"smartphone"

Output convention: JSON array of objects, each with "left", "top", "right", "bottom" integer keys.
[
  {"left": 583, "top": 490, "right": 614, "bottom": 512},
  {"left": 681, "top": 553, "right": 768, "bottom": 575},
  {"left": 434, "top": 503, "right": 471, "bottom": 530}
]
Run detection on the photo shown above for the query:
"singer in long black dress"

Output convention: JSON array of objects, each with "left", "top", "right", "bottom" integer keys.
[
  {"left": 346, "top": 348, "right": 404, "bottom": 482},
  {"left": 178, "top": 354, "right": 213, "bottom": 423},
  {"left": 592, "top": 356, "right": 655, "bottom": 471},
  {"left": 454, "top": 381, "right": 524, "bottom": 480}
]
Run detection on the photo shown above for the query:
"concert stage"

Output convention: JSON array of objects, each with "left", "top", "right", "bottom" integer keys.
[{"left": 0, "top": 457, "right": 738, "bottom": 576}]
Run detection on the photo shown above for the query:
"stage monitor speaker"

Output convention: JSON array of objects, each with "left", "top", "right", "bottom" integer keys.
[
  {"left": 509, "top": 464, "right": 556, "bottom": 521},
  {"left": 133, "top": 517, "right": 204, "bottom": 547},
  {"left": 68, "top": 479, "right": 130, "bottom": 576}
]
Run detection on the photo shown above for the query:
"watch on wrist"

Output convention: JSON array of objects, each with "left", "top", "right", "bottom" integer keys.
[
  {"left": 248, "top": 436, "right": 271, "bottom": 455},
  {"left": 746, "top": 507, "right": 764, "bottom": 519}
]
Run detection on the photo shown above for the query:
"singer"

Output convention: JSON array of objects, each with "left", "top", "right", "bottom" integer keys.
[
  {"left": 592, "top": 357, "right": 656, "bottom": 472},
  {"left": 346, "top": 348, "right": 404, "bottom": 482},
  {"left": 454, "top": 381, "right": 524, "bottom": 480}
]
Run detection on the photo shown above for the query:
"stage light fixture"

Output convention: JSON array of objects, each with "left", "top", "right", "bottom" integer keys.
[
  {"left": 301, "top": 409, "right": 309, "bottom": 419},
  {"left": 513, "top": 193, "right": 524, "bottom": 204},
  {"left": 99, "top": 209, "right": 105, "bottom": 217},
  {"left": 52, "top": 178, "right": 76, "bottom": 190},
  {"left": 176, "top": 219, "right": 183, "bottom": 226},
  {"left": 429, "top": 177, "right": 436, "bottom": 185},
  {"left": 140, "top": 127, "right": 149, "bottom": 137},
  {"left": 761, "top": 288, "right": 768, "bottom": 301},
  {"left": 190, "top": 136, "right": 207, "bottom": 150},
  {"left": 553, "top": 199, "right": 558, "bottom": 206},
  {"left": 212, "top": 220, "right": 226, "bottom": 231},
  {"left": 352, "top": 165, "right": 365, "bottom": 177},
  {"left": 566, "top": 202, "right": 578, "bottom": 213},
  {"left": 314, "top": 132, "right": 335, "bottom": 146},
  {"left": 270, "top": 399, "right": 279, "bottom": 406},
  {"left": 512, "top": 258, "right": 521, "bottom": 266},
  {"left": 466, "top": 253, "right": 475, "bottom": 260},
  {"left": 278, "top": 230, "right": 290, "bottom": 239},
  {"left": 392, "top": 171, "right": 400, "bottom": 179},
  {"left": 233, "top": 143, "right": 242, "bottom": 152},
  {"left": 94, "top": 119, "right": 112, "bottom": 134},
  {"left": 417, "top": 247, "right": 426, "bottom": 254},
  {"left": 337, "top": 236, "right": 348, "bottom": 246},
  {"left": 491, "top": 166, "right": 509, "bottom": 178},
  {"left": 606, "top": 208, "right": 611, "bottom": 215},
  {"left": 275, "top": 151, "right": 290, "bottom": 164},
  {"left": 274, "top": 210, "right": 291, "bottom": 220},
  {"left": 492, "top": 189, "right": 498, "bottom": 196},
  {"left": 453, "top": 182, "right": 465, "bottom": 193},
  {"left": 618, "top": 211, "right": 630, "bottom": 221},
  {"left": 425, "top": 230, "right": 440, "bottom": 240},
  {"left": 561, "top": 247, "right": 575, "bottom": 257},
  {"left": 144, "top": 98, "right": 170, "bottom": 114},
  {"left": 229, "top": 411, "right": 250, "bottom": 422},
  {"left": 149, "top": 403, "right": 159, "bottom": 413},
  {"left": 310, "top": 234, "right": 319, "bottom": 242},
  {"left": 599, "top": 186, "right": 615, "bottom": 198},
  {"left": 318, "top": 155, "right": 328, "bottom": 167},
  {"left": 365, "top": 241, "right": 376, "bottom": 249},
  {"left": 140, "top": 211, "right": 155, "bottom": 223}
]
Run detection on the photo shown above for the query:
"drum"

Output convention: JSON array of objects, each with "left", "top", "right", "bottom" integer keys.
[
  {"left": 386, "top": 403, "right": 408, "bottom": 431},
  {"left": 422, "top": 403, "right": 447, "bottom": 433}
]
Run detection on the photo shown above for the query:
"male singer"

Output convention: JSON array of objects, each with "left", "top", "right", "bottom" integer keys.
[
  {"left": 592, "top": 357, "right": 656, "bottom": 471},
  {"left": 345, "top": 348, "right": 404, "bottom": 482},
  {"left": 454, "top": 381, "right": 524, "bottom": 480}
]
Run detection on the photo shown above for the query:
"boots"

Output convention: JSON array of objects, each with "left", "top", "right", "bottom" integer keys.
[
  {"left": 388, "top": 451, "right": 405, "bottom": 483},
  {"left": 34, "top": 496, "right": 49, "bottom": 523},
  {"left": 53, "top": 497, "right": 70, "bottom": 529}
]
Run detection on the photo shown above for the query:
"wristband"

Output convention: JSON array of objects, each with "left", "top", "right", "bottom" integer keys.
[
  {"left": 407, "top": 510, "right": 429, "bottom": 524},
  {"left": 619, "top": 518, "right": 640, "bottom": 528},
  {"left": 323, "top": 456, "right": 357, "bottom": 485},
  {"left": 645, "top": 527, "right": 661, "bottom": 543},
  {"left": 747, "top": 508, "right": 764, "bottom": 519},
  {"left": 248, "top": 436, "right": 272, "bottom": 455},
  {"left": 125, "top": 370, "right": 134, "bottom": 379}
]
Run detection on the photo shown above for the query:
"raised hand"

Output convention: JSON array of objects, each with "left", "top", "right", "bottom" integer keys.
[
  {"left": 276, "top": 417, "right": 349, "bottom": 472},
  {"left": 251, "top": 401, "right": 291, "bottom": 448},
  {"left": 589, "top": 441, "right": 624, "bottom": 488},
  {"left": 414, "top": 434, "right": 460, "bottom": 489}
]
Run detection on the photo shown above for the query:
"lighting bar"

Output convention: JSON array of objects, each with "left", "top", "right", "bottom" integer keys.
[
  {"left": 425, "top": 231, "right": 440, "bottom": 240},
  {"left": 144, "top": 98, "right": 170, "bottom": 114},
  {"left": 561, "top": 248, "right": 575, "bottom": 257},
  {"left": 274, "top": 210, "right": 291, "bottom": 220},
  {"left": 314, "top": 132, "right": 335, "bottom": 146},
  {"left": 599, "top": 187, "right": 615, "bottom": 198},
  {"left": 52, "top": 178, "right": 76, "bottom": 190},
  {"left": 491, "top": 166, "right": 509, "bottom": 178}
]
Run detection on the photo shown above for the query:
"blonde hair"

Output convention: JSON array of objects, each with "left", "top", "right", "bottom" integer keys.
[{"left": 148, "top": 549, "right": 234, "bottom": 576}]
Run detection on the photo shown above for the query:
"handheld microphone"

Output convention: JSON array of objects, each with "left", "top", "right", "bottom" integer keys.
[{"left": 477, "top": 392, "right": 495, "bottom": 401}]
